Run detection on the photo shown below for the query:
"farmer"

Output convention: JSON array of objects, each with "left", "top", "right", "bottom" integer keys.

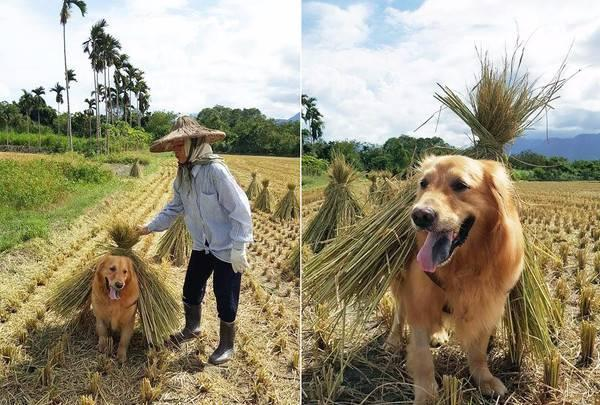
[{"left": 137, "top": 116, "right": 252, "bottom": 365}]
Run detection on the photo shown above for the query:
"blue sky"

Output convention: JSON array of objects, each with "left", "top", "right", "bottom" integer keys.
[
  {"left": 0, "top": 0, "right": 300, "bottom": 119},
  {"left": 302, "top": 0, "right": 600, "bottom": 146}
]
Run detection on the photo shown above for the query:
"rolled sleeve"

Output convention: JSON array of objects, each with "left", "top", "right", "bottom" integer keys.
[
  {"left": 210, "top": 164, "right": 253, "bottom": 245},
  {"left": 146, "top": 182, "right": 184, "bottom": 232}
]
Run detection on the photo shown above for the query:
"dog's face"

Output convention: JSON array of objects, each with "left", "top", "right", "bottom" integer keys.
[
  {"left": 97, "top": 255, "right": 134, "bottom": 300},
  {"left": 412, "top": 155, "right": 512, "bottom": 273}
]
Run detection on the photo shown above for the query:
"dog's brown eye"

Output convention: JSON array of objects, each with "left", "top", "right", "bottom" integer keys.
[
  {"left": 451, "top": 180, "right": 469, "bottom": 192},
  {"left": 419, "top": 179, "right": 428, "bottom": 189},
  {"left": 123, "top": 270, "right": 127, "bottom": 274},
  {"left": 110, "top": 266, "right": 116, "bottom": 272}
]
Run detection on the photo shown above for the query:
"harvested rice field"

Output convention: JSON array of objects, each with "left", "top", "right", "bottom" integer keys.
[
  {"left": 0, "top": 152, "right": 300, "bottom": 404},
  {"left": 302, "top": 180, "right": 600, "bottom": 404}
]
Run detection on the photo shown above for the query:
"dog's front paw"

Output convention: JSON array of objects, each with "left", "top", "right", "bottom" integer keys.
[
  {"left": 98, "top": 338, "right": 108, "bottom": 354},
  {"left": 413, "top": 380, "right": 438, "bottom": 405},
  {"left": 478, "top": 375, "right": 506, "bottom": 397},
  {"left": 429, "top": 329, "right": 449, "bottom": 348},
  {"left": 384, "top": 332, "right": 403, "bottom": 352},
  {"left": 116, "top": 349, "right": 127, "bottom": 364}
]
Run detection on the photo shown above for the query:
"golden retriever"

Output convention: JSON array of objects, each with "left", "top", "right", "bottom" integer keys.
[
  {"left": 385, "top": 155, "right": 524, "bottom": 404},
  {"left": 91, "top": 254, "right": 139, "bottom": 363}
]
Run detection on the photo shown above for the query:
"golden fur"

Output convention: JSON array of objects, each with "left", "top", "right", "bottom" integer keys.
[
  {"left": 91, "top": 254, "right": 139, "bottom": 363},
  {"left": 386, "top": 155, "right": 524, "bottom": 404}
]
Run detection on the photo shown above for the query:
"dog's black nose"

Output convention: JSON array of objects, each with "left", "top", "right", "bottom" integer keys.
[
  {"left": 411, "top": 207, "right": 437, "bottom": 229},
  {"left": 114, "top": 281, "right": 124, "bottom": 289}
]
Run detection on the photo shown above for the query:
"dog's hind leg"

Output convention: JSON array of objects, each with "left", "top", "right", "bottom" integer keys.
[
  {"left": 407, "top": 327, "right": 438, "bottom": 405},
  {"left": 96, "top": 319, "right": 110, "bottom": 354},
  {"left": 464, "top": 332, "right": 506, "bottom": 397}
]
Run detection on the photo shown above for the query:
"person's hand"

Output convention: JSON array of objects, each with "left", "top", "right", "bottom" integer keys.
[
  {"left": 231, "top": 245, "right": 249, "bottom": 274},
  {"left": 136, "top": 225, "right": 150, "bottom": 236}
]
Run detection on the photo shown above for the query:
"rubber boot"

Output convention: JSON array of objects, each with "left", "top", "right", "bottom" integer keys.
[
  {"left": 208, "top": 320, "right": 235, "bottom": 365},
  {"left": 169, "top": 302, "right": 201, "bottom": 347}
]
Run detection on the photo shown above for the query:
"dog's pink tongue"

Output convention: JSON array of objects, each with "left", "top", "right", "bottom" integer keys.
[
  {"left": 417, "top": 232, "right": 440, "bottom": 273},
  {"left": 109, "top": 287, "right": 119, "bottom": 300}
]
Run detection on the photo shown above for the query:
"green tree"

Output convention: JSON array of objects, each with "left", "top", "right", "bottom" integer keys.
[
  {"left": 83, "top": 19, "right": 107, "bottom": 150},
  {"left": 145, "top": 111, "right": 175, "bottom": 140},
  {"left": 60, "top": 0, "right": 87, "bottom": 151},
  {"left": 302, "top": 94, "right": 323, "bottom": 144}
]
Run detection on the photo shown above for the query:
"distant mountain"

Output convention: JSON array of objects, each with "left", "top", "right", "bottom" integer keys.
[
  {"left": 509, "top": 133, "right": 600, "bottom": 161},
  {"left": 274, "top": 112, "right": 300, "bottom": 125}
]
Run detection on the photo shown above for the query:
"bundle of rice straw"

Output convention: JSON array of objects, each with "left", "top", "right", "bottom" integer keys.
[
  {"left": 304, "top": 40, "right": 570, "bottom": 360},
  {"left": 155, "top": 215, "right": 192, "bottom": 267},
  {"left": 246, "top": 172, "right": 260, "bottom": 200},
  {"left": 130, "top": 160, "right": 143, "bottom": 177},
  {"left": 272, "top": 183, "right": 300, "bottom": 221},
  {"left": 288, "top": 241, "right": 312, "bottom": 280},
  {"left": 48, "top": 221, "right": 180, "bottom": 346},
  {"left": 366, "top": 173, "right": 380, "bottom": 205},
  {"left": 254, "top": 179, "right": 272, "bottom": 213},
  {"left": 303, "top": 154, "right": 363, "bottom": 253}
]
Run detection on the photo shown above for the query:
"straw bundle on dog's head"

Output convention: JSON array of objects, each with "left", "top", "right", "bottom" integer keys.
[
  {"left": 435, "top": 40, "right": 571, "bottom": 160},
  {"left": 246, "top": 172, "right": 260, "bottom": 200},
  {"left": 155, "top": 215, "right": 192, "bottom": 267},
  {"left": 272, "top": 183, "right": 300, "bottom": 221},
  {"left": 303, "top": 154, "right": 363, "bottom": 253},
  {"left": 254, "top": 179, "right": 272, "bottom": 213},
  {"left": 130, "top": 160, "right": 143, "bottom": 178},
  {"left": 48, "top": 221, "right": 179, "bottom": 346}
]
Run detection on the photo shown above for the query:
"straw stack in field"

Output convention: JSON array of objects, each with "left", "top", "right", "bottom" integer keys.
[
  {"left": 254, "top": 179, "right": 272, "bottom": 213},
  {"left": 155, "top": 215, "right": 192, "bottom": 267},
  {"left": 272, "top": 183, "right": 300, "bottom": 221},
  {"left": 130, "top": 160, "right": 143, "bottom": 177},
  {"left": 48, "top": 221, "right": 180, "bottom": 346},
  {"left": 304, "top": 41, "right": 570, "bottom": 359},
  {"left": 246, "top": 172, "right": 260, "bottom": 200},
  {"left": 366, "top": 173, "right": 380, "bottom": 205},
  {"left": 303, "top": 154, "right": 363, "bottom": 253}
]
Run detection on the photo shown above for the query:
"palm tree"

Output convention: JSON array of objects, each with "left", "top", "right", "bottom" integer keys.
[
  {"left": 301, "top": 94, "right": 324, "bottom": 144},
  {"left": 102, "top": 34, "right": 121, "bottom": 124},
  {"left": 84, "top": 97, "right": 95, "bottom": 137},
  {"left": 20, "top": 90, "right": 34, "bottom": 134},
  {"left": 50, "top": 83, "right": 65, "bottom": 134},
  {"left": 31, "top": 87, "right": 46, "bottom": 136},
  {"left": 50, "top": 83, "right": 65, "bottom": 113},
  {"left": 124, "top": 64, "right": 138, "bottom": 125},
  {"left": 113, "top": 53, "right": 129, "bottom": 120},
  {"left": 83, "top": 19, "right": 107, "bottom": 152},
  {"left": 60, "top": 0, "right": 87, "bottom": 152}
]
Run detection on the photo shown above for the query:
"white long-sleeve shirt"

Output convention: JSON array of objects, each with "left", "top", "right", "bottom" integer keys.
[{"left": 146, "top": 162, "right": 253, "bottom": 263}]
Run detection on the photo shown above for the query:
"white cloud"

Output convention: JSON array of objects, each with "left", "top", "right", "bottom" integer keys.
[
  {"left": 303, "top": 0, "right": 600, "bottom": 146},
  {"left": 0, "top": 0, "right": 300, "bottom": 119},
  {"left": 303, "top": 2, "right": 371, "bottom": 50}
]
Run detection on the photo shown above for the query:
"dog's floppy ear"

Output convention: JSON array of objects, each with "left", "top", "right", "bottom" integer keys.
[
  {"left": 94, "top": 255, "right": 108, "bottom": 277},
  {"left": 483, "top": 160, "right": 514, "bottom": 219}
]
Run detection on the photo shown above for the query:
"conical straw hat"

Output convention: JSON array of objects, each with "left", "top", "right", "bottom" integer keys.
[{"left": 149, "top": 116, "right": 225, "bottom": 152}]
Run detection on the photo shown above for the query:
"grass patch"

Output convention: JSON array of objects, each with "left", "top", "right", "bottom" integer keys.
[{"left": 0, "top": 152, "right": 167, "bottom": 252}]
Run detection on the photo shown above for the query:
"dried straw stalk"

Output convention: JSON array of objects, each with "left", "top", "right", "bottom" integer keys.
[
  {"left": 272, "top": 183, "right": 300, "bottom": 221},
  {"left": 254, "top": 179, "right": 272, "bottom": 213},
  {"left": 304, "top": 154, "right": 363, "bottom": 253},
  {"left": 246, "top": 172, "right": 260, "bottom": 200},
  {"left": 155, "top": 215, "right": 192, "bottom": 267}
]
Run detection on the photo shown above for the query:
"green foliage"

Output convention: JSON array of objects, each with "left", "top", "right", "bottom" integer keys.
[
  {"left": 305, "top": 136, "right": 453, "bottom": 175},
  {"left": 197, "top": 105, "right": 299, "bottom": 156},
  {"left": 302, "top": 155, "right": 328, "bottom": 176},
  {"left": 510, "top": 151, "right": 600, "bottom": 181},
  {"left": 145, "top": 111, "right": 177, "bottom": 140},
  {"left": 0, "top": 158, "right": 112, "bottom": 209}
]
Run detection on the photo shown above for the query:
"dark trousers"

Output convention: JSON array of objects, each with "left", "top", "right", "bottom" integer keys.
[{"left": 182, "top": 250, "right": 242, "bottom": 323}]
